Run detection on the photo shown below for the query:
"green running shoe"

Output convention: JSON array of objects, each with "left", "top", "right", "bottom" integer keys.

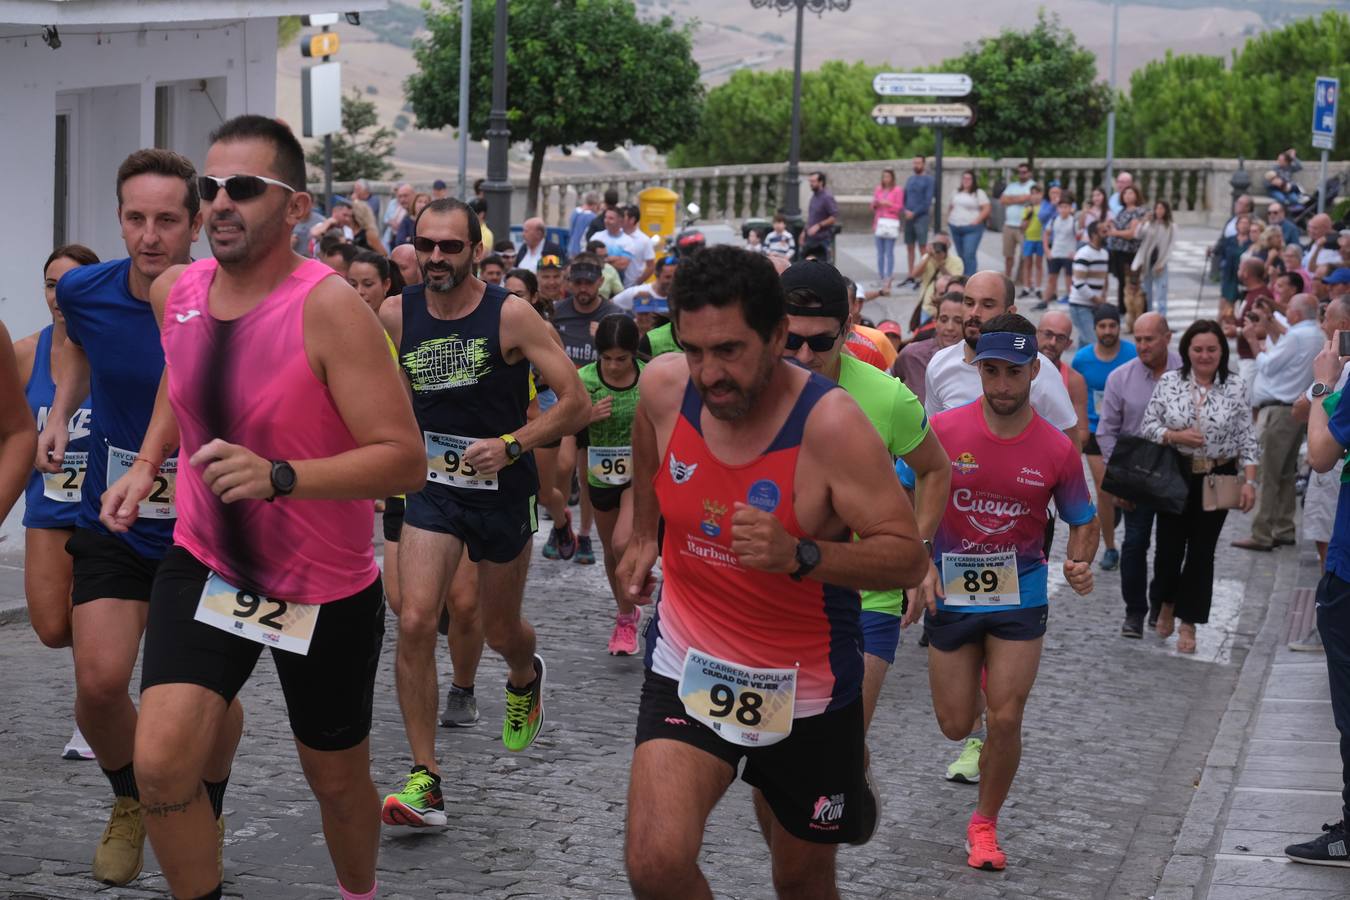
[
  {"left": 945, "top": 737, "right": 983, "bottom": 784},
  {"left": 381, "top": 766, "right": 447, "bottom": 827},
  {"left": 503, "top": 654, "right": 546, "bottom": 752}
]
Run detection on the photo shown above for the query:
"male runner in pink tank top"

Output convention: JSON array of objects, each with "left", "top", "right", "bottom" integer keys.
[
  {"left": 101, "top": 116, "right": 424, "bottom": 900},
  {"left": 618, "top": 246, "right": 929, "bottom": 898}
]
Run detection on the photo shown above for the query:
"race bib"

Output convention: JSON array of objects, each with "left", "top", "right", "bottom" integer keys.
[
  {"left": 106, "top": 445, "right": 177, "bottom": 519},
  {"left": 193, "top": 572, "right": 319, "bottom": 655},
  {"left": 1092, "top": 389, "right": 1105, "bottom": 413},
  {"left": 677, "top": 648, "right": 796, "bottom": 747},
  {"left": 42, "top": 450, "right": 87, "bottom": 502},
  {"left": 587, "top": 446, "right": 632, "bottom": 486},
  {"left": 425, "top": 431, "right": 497, "bottom": 491},
  {"left": 941, "top": 551, "right": 1021, "bottom": 607}
]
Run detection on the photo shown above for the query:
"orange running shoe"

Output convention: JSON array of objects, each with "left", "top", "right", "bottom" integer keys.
[{"left": 966, "top": 819, "right": 1007, "bottom": 871}]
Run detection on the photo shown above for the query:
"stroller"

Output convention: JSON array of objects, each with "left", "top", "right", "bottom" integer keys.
[{"left": 1291, "top": 174, "right": 1343, "bottom": 230}]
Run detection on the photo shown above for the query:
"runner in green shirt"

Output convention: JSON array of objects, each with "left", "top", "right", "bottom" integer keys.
[
  {"left": 578, "top": 315, "right": 647, "bottom": 656},
  {"left": 780, "top": 261, "right": 950, "bottom": 732}
]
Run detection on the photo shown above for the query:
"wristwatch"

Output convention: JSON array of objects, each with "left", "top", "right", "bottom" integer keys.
[
  {"left": 1310, "top": 382, "right": 1334, "bottom": 400},
  {"left": 269, "top": 460, "right": 297, "bottom": 500},
  {"left": 789, "top": 539, "right": 821, "bottom": 582},
  {"left": 500, "top": 434, "right": 523, "bottom": 465}
]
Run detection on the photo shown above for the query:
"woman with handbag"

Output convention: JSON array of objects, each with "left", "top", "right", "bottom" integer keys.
[
  {"left": 947, "top": 169, "right": 991, "bottom": 277},
  {"left": 1140, "top": 320, "right": 1258, "bottom": 653},
  {"left": 872, "top": 168, "right": 904, "bottom": 288}
]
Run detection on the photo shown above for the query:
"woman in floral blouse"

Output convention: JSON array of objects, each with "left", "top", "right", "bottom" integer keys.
[{"left": 1140, "top": 320, "right": 1258, "bottom": 653}]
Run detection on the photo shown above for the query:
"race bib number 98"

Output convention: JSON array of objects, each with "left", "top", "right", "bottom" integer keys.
[
  {"left": 42, "top": 450, "right": 87, "bottom": 502},
  {"left": 677, "top": 648, "right": 795, "bottom": 747},
  {"left": 106, "top": 445, "right": 176, "bottom": 519},
  {"left": 587, "top": 446, "right": 632, "bottom": 486},
  {"left": 425, "top": 431, "right": 497, "bottom": 491},
  {"left": 941, "top": 551, "right": 1021, "bottom": 607},
  {"left": 193, "top": 572, "right": 319, "bottom": 655}
]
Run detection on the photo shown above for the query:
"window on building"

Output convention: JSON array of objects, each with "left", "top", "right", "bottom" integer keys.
[{"left": 53, "top": 113, "right": 69, "bottom": 248}]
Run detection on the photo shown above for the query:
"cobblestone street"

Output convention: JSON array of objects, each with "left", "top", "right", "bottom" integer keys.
[{"left": 0, "top": 505, "right": 1283, "bottom": 899}]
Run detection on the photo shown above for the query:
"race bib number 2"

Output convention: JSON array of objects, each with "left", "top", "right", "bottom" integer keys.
[
  {"left": 941, "top": 551, "right": 1021, "bottom": 607},
  {"left": 193, "top": 572, "right": 319, "bottom": 655},
  {"left": 106, "top": 445, "right": 176, "bottom": 519},
  {"left": 677, "top": 648, "right": 796, "bottom": 747},
  {"left": 42, "top": 450, "right": 87, "bottom": 502},
  {"left": 425, "top": 432, "right": 497, "bottom": 491}
]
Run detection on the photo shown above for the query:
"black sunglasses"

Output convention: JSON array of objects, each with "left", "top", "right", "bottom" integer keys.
[
  {"left": 197, "top": 174, "right": 295, "bottom": 203},
  {"left": 785, "top": 328, "right": 843, "bottom": 353},
  {"left": 413, "top": 236, "right": 469, "bottom": 255}
]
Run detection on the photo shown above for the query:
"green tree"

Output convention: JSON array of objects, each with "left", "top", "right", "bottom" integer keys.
[
  {"left": 408, "top": 0, "right": 703, "bottom": 214},
  {"left": 278, "top": 15, "right": 302, "bottom": 47},
  {"left": 669, "top": 61, "right": 920, "bottom": 167},
  {"left": 305, "top": 90, "right": 401, "bottom": 182},
  {"left": 946, "top": 12, "right": 1110, "bottom": 161}
]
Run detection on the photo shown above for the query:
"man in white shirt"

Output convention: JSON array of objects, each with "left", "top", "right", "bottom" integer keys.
[
  {"left": 591, "top": 207, "right": 639, "bottom": 284},
  {"left": 999, "top": 163, "right": 1034, "bottom": 279},
  {"left": 1234, "top": 293, "right": 1325, "bottom": 552},
  {"left": 517, "top": 217, "right": 562, "bottom": 272},
  {"left": 1068, "top": 223, "right": 1111, "bottom": 347},
  {"left": 925, "top": 271, "right": 1079, "bottom": 440},
  {"left": 611, "top": 255, "right": 676, "bottom": 312},
  {"left": 621, "top": 205, "right": 656, "bottom": 287},
  {"left": 1306, "top": 214, "right": 1344, "bottom": 271}
]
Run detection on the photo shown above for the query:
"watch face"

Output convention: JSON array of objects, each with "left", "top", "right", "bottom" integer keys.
[
  {"left": 799, "top": 540, "right": 821, "bottom": 568},
  {"left": 506, "top": 440, "right": 522, "bottom": 460},
  {"left": 273, "top": 462, "right": 297, "bottom": 492}
]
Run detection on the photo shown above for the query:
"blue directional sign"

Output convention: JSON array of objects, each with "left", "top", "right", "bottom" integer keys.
[{"left": 1313, "top": 76, "right": 1338, "bottom": 151}]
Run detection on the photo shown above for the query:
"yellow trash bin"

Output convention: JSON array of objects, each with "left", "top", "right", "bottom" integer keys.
[{"left": 638, "top": 187, "right": 679, "bottom": 242}]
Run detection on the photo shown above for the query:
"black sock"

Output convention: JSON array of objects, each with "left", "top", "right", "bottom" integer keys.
[
  {"left": 451, "top": 683, "right": 474, "bottom": 696},
  {"left": 102, "top": 763, "right": 138, "bottom": 801},
  {"left": 204, "top": 775, "right": 230, "bottom": 819},
  {"left": 184, "top": 885, "right": 222, "bottom": 900}
]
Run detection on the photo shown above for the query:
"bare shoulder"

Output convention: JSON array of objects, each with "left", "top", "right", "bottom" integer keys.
[
  {"left": 638, "top": 351, "right": 688, "bottom": 403},
  {"left": 806, "top": 383, "right": 873, "bottom": 445},
  {"left": 13, "top": 331, "right": 38, "bottom": 383},
  {"left": 149, "top": 263, "right": 190, "bottom": 308},
  {"left": 378, "top": 293, "right": 403, "bottom": 331},
  {"left": 499, "top": 292, "right": 542, "bottom": 336}
]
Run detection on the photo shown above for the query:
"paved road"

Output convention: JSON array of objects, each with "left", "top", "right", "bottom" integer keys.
[{"left": 0, "top": 500, "right": 1274, "bottom": 899}]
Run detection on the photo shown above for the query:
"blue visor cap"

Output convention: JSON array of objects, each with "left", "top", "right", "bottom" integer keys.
[
  {"left": 633, "top": 294, "right": 669, "bottom": 315},
  {"left": 972, "top": 331, "right": 1038, "bottom": 366}
]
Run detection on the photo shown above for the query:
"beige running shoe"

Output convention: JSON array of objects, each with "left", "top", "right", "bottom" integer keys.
[{"left": 91, "top": 796, "right": 145, "bottom": 885}]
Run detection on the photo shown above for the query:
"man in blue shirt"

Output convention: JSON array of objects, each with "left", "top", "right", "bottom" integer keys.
[
  {"left": 35, "top": 149, "right": 241, "bottom": 887},
  {"left": 903, "top": 156, "right": 935, "bottom": 285},
  {"left": 1288, "top": 336, "right": 1350, "bottom": 867},
  {"left": 1072, "top": 304, "right": 1136, "bottom": 571},
  {"left": 804, "top": 171, "right": 839, "bottom": 260}
]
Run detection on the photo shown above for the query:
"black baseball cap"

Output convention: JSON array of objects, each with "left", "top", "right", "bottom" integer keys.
[{"left": 781, "top": 260, "right": 850, "bottom": 319}]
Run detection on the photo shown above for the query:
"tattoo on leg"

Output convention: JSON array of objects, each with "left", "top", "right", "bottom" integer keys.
[{"left": 143, "top": 783, "right": 204, "bottom": 818}]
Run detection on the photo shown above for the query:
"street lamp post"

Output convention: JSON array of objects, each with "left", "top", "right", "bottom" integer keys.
[
  {"left": 482, "top": 0, "right": 512, "bottom": 241},
  {"left": 750, "top": 0, "right": 850, "bottom": 221}
]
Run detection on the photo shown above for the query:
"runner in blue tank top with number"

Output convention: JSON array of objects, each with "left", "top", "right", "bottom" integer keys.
[
  {"left": 14, "top": 244, "right": 99, "bottom": 760},
  {"left": 33, "top": 150, "right": 242, "bottom": 889}
]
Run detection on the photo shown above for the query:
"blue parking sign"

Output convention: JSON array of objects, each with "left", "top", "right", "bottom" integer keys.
[{"left": 1313, "top": 76, "right": 1338, "bottom": 151}]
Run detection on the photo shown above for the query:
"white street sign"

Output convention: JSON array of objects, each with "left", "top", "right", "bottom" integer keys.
[{"left": 873, "top": 73, "right": 972, "bottom": 98}]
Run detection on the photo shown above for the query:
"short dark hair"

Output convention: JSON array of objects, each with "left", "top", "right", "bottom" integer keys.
[
  {"left": 44, "top": 243, "right": 100, "bottom": 274},
  {"left": 670, "top": 244, "right": 784, "bottom": 343},
  {"left": 473, "top": 178, "right": 485, "bottom": 194},
  {"left": 321, "top": 241, "right": 357, "bottom": 265},
  {"left": 604, "top": 188, "right": 620, "bottom": 207},
  {"left": 493, "top": 239, "right": 516, "bottom": 254},
  {"left": 479, "top": 254, "right": 506, "bottom": 271},
  {"left": 1280, "top": 271, "right": 1307, "bottom": 293},
  {"left": 623, "top": 204, "right": 641, "bottom": 222},
  {"left": 207, "top": 115, "right": 306, "bottom": 191},
  {"left": 596, "top": 313, "right": 640, "bottom": 354},
  {"left": 811, "top": 171, "right": 827, "bottom": 185},
  {"left": 979, "top": 312, "right": 1037, "bottom": 339},
  {"left": 468, "top": 197, "right": 487, "bottom": 215},
  {"left": 116, "top": 149, "right": 200, "bottom": 220},
  {"left": 772, "top": 213, "right": 787, "bottom": 225},
  {"left": 1179, "top": 319, "right": 1231, "bottom": 384},
  {"left": 349, "top": 250, "right": 389, "bottom": 281},
  {"left": 586, "top": 240, "right": 608, "bottom": 253},
  {"left": 416, "top": 197, "right": 482, "bottom": 247},
  {"left": 504, "top": 267, "right": 538, "bottom": 298},
  {"left": 1085, "top": 221, "right": 1101, "bottom": 240},
  {"left": 655, "top": 256, "right": 676, "bottom": 274},
  {"left": 318, "top": 232, "right": 349, "bottom": 255}
]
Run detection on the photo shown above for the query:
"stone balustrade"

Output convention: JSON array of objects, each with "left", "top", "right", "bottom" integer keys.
[{"left": 312, "top": 156, "right": 1350, "bottom": 235}]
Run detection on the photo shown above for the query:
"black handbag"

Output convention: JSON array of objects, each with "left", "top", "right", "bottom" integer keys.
[{"left": 1102, "top": 435, "right": 1189, "bottom": 516}]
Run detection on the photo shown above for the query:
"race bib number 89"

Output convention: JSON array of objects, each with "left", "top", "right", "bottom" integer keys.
[
  {"left": 425, "top": 431, "right": 497, "bottom": 491},
  {"left": 106, "top": 445, "right": 176, "bottom": 519},
  {"left": 941, "top": 551, "right": 1020, "bottom": 607},
  {"left": 677, "top": 648, "right": 795, "bottom": 747},
  {"left": 193, "top": 572, "right": 319, "bottom": 655}
]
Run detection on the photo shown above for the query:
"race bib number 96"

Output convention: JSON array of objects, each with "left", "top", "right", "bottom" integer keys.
[
  {"left": 193, "top": 572, "right": 319, "bottom": 655},
  {"left": 677, "top": 648, "right": 796, "bottom": 747},
  {"left": 106, "top": 445, "right": 176, "bottom": 519},
  {"left": 941, "top": 551, "right": 1021, "bottom": 607},
  {"left": 587, "top": 446, "right": 632, "bottom": 486},
  {"left": 425, "top": 431, "right": 497, "bottom": 491},
  {"left": 43, "top": 450, "right": 87, "bottom": 502}
]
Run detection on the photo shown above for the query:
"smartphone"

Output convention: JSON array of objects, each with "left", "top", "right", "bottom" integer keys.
[{"left": 1338, "top": 330, "right": 1350, "bottom": 357}]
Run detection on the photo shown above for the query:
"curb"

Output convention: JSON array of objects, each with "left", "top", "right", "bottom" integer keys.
[{"left": 1153, "top": 545, "right": 1312, "bottom": 899}]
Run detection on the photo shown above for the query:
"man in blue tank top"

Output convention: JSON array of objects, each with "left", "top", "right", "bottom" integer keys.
[
  {"left": 34, "top": 150, "right": 241, "bottom": 888},
  {"left": 378, "top": 198, "right": 591, "bottom": 827}
]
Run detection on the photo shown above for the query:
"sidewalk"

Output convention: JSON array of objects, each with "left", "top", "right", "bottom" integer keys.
[{"left": 1159, "top": 539, "right": 1349, "bottom": 899}]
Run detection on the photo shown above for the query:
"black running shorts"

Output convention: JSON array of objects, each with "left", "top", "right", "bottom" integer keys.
[
  {"left": 923, "top": 605, "right": 1048, "bottom": 652},
  {"left": 68, "top": 527, "right": 160, "bottom": 605},
  {"left": 587, "top": 481, "right": 629, "bottom": 513},
  {"left": 404, "top": 486, "right": 537, "bottom": 564},
  {"left": 382, "top": 496, "right": 406, "bottom": 544},
  {"left": 634, "top": 670, "right": 869, "bottom": 844},
  {"left": 141, "top": 547, "right": 385, "bottom": 752}
]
